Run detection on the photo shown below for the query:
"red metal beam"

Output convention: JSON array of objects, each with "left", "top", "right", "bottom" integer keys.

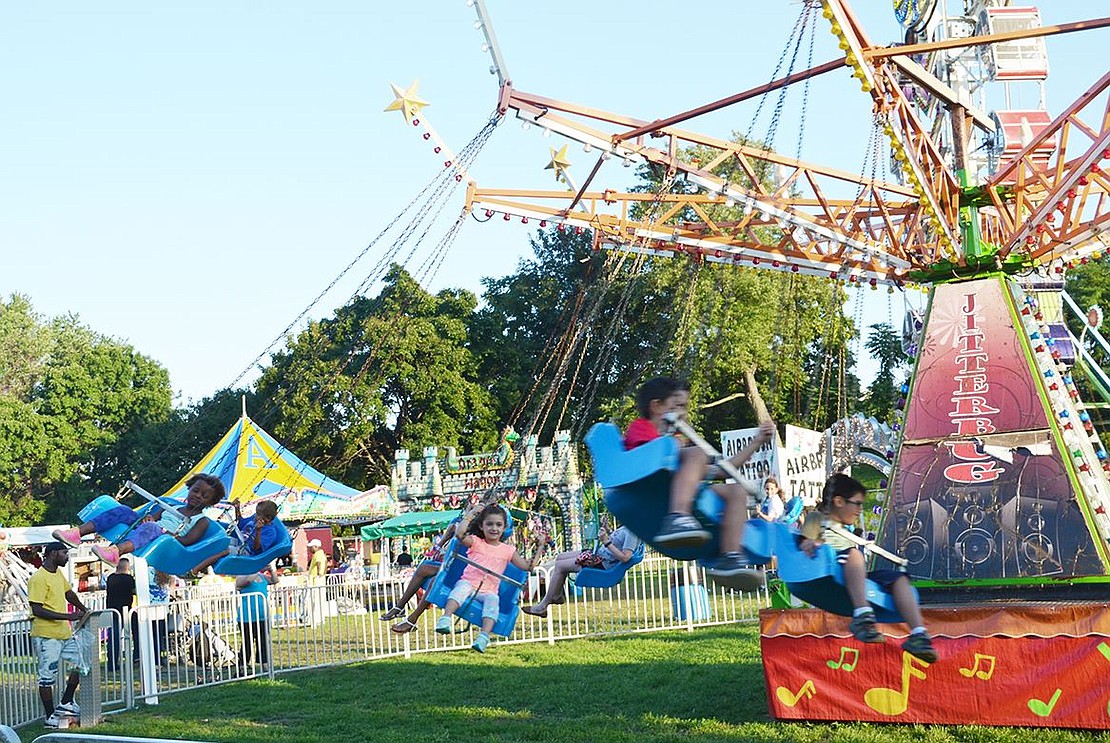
[{"left": 613, "top": 57, "right": 846, "bottom": 143}]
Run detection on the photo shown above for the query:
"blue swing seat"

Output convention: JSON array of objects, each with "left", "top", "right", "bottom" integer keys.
[
  {"left": 77, "top": 494, "right": 230, "bottom": 577},
  {"left": 584, "top": 423, "right": 764, "bottom": 565},
  {"left": 213, "top": 518, "right": 293, "bottom": 576},
  {"left": 782, "top": 496, "right": 805, "bottom": 525},
  {"left": 424, "top": 509, "right": 524, "bottom": 637},
  {"left": 572, "top": 541, "right": 645, "bottom": 589},
  {"left": 424, "top": 538, "right": 527, "bottom": 637},
  {"left": 743, "top": 519, "right": 916, "bottom": 624}
]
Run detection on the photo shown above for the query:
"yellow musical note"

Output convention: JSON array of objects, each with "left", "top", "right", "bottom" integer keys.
[
  {"left": 864, "top": 652, "right": 928, "bottom": 716},
  {"left": 826, "top": 646, "right": 860, "bottom": 672},
  {"left": 775, "top": 679, "right": 816, "bottom": 708},
  {"left": 958, "top": 652, "right": 996, "bottom": 681}
]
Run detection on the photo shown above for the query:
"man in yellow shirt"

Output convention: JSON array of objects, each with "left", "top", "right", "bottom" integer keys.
[
  {"left": 28, "top": 542, "right": 89, "bottom": 728},
  {"left": 307, "top": 539, "right": 327, "bottom": 584},
  {"left": 302, "top": 539, "right": 328, "bottom": 626}
]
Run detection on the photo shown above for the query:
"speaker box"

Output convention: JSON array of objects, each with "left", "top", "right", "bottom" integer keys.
[
  {"left": 938, "top": 485, "right": 1005, "bottom": 580},
  {"left": 891, "top": 499, "right": 947, "bottom": 580},
  {"left": 1000, "top": 496, "right": 1062, "bottom": 577}
]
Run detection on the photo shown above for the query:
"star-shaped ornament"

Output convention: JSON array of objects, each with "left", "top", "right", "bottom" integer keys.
[
  {"left": 384, "top": 81, "right": 429, "bottom": 124},
  {"left": 545, "top": 145, "right": 572, "bottom": 182}
]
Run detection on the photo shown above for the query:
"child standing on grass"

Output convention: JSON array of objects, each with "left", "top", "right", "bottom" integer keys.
[
  {"left": 626, "top": 376, "right": 773, "bottom": 580},
  {"left": 799, "top": 473, "right": 938, "bottom": 663},
  {"left": 53, "top": 475, "right": 225, "bottom": 571},
  {"left": 434, "top": 503, "right": 546, "bottom": 653}
]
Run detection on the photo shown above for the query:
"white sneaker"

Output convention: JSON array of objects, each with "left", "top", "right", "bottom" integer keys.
[
  {"left": 56, "top": 701, "right": 80, "bottom": 716},
  {"left": 44, "top": 714, "right": 62, "bottom": 729}
]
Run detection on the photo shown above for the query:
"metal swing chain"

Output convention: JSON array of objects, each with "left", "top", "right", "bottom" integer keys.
[
  {"left": 810, "top": 279, "right": 841, "bottom": 430},
  {"left": 669, "top": 260, "right": 707, "bottom": 379},
  {"left": 551, "top": 327, "right": 592, "bottom": 434},
  {"left": 744, "top": 1, "right": 818, "bottom": 151},
  {"left": 234, "top": 114, "right": 503, "bottom": 493},
  {"left": 521, "top": 168, "right": 680, "bottom": 441},
  {"left": 126, "top": 116, "right": 502, "bottom": 493},
  {"left": 793, "top": 3, "right": 819, "bottom": 163},
  {"left": 141, "top": 115, "right": 501, "bottom": 502}
]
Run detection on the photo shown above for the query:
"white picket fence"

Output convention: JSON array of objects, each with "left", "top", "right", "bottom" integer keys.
[{"left": 2, "top": 554, "right": 766, "bottom": 730}]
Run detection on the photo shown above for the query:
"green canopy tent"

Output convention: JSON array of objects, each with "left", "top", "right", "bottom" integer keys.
[
  {"left": 360, "top": 506, "right": 535, "bottom": 541},
  {"left": 360, "top": 510, "right": 463, "bottom": 541}
]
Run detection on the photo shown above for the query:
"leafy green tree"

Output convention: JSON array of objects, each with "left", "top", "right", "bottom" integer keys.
[
  {"left": 472, "top": 227, "right": 595, "bottom": 429},
  {"left": 255, "top": 265, "right": 497, "bottom": 486},
  {"left": 1063, "top": 258, "right": 1110, "bottom": 427},
  {"left": 78, "top": 387, "right": 257, "bottom": 501},
  {"left": 0, "top": 296, "right": 174, "bottom": 525},
  {"left": 860, "top": 323, "right": 906, "bottom": 422},
  {"left": 0, "top": 295, "right": 49, "bottom": 398}
]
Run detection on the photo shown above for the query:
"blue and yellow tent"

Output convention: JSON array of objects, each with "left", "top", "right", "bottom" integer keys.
[{"left": 163, "top": 411, "right": 397, "bottom": 522}]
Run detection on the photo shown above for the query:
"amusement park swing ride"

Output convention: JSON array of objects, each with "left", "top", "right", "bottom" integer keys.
[{"left": 380, "top": 0, "right": 1110, "bottom": 727}]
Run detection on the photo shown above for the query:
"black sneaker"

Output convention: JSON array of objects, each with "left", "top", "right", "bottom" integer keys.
[
  {"left": 901, "top": 632, "right": 938, "bottom": 663},
  {"left": 848, "top": 611, "right": 884, "bottom": 643},
  {"left": 704, "top": 552, "right": 748, "bottom": 577},
  {"left": 654, "top": 513, "right": 710, "bottom": 548}
]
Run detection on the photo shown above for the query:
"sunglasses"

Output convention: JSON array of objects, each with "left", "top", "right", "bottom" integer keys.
[{"left": 840, "top": 498, "right": 865, "bottom": 507}]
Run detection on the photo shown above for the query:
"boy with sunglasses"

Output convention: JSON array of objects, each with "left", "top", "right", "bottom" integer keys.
[{"left": 799, "top": 473, "right": 937, "bottom": 663}]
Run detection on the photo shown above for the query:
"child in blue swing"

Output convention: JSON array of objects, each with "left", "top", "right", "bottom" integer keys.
[
  {"left": 799, "top": 473, "right": 938, "bottom": 663},
  {"left": 52, "top": 474, "right": 225, "bottom": 570},
  {"left": 625, "top": 376, "right": 773, "bottom": 578},
  {"left": 434, "top": 502, "right": 546, "bottom": 653}
]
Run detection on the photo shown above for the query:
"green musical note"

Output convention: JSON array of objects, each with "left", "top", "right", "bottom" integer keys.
[
  {"left": 1098, "top": 641, "right": 1110, "bottom": 664},
  {"left": 1028, "top": 688, "right": 1062, "bottom": 717},
  {"left": 826, "top": 646, "right": 859, "bottom": 672}
]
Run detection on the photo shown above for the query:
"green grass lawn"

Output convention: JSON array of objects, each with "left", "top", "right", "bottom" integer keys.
[{"left": 21, "top": 625, "right": 1110, "bottom": 743}]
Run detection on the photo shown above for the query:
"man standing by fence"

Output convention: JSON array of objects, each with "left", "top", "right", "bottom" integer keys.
[
  {"left": 301, "top": 538, "right": 327, "bottom": 626},
  {"left": 105, "top": 557, "right": 136, "bottom": 671},
  {"left": 28, "top": 542, "right": 89, "bottom": 728}
]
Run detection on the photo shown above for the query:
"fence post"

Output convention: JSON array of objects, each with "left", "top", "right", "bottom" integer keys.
[{"left": 682, "top": 563, "right": 695, "bottom": 633}]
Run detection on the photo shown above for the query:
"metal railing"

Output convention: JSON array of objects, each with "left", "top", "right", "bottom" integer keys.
[{"left": 2, "top": 553, "right": 766, "bottom": 730}]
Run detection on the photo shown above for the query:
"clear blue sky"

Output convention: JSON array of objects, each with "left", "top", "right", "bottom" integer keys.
[{"left": 3, "top": 2, "right": 1105, "bottom": 403}]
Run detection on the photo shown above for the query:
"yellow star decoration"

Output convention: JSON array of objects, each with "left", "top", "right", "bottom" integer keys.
[
  {"left": 545, "top": 145, "right": 572, "bottom": 182},
  {"left": 384, "top": 80, "right": 429, "bottom": 124}
]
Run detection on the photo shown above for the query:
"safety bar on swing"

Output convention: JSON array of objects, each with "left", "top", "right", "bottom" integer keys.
[
  {"left": 661, "top": 413, "right": 908, "bottom": 568},
  {"left": 451, "top": 553, "right": 527, "bottom": 589},
  {"left": 124, "top": 480, "right": 193, "bottom": 537}
]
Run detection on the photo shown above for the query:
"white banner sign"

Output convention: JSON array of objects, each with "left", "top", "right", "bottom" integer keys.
[
  {"left": 719, "top": 428, "right": 780, "bottom": 487},
  {"left": 782, "top": 424, "right": 827, "bottom": 506}
]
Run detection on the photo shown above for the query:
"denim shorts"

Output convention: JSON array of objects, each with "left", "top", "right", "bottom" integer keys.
[
  {"left": 33, "top": 636, "right": 82, "bottom": 687},
  {"left": 447, "top": 580, "right": 499, "bottom": 620}
]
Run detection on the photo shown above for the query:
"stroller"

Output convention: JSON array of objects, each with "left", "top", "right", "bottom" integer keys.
[
  {"left": 164, "top": 599, "right": 237, "bottom": 669},
  {"left": 188, "top": 621, "right": 237, "bottom": 668}
]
